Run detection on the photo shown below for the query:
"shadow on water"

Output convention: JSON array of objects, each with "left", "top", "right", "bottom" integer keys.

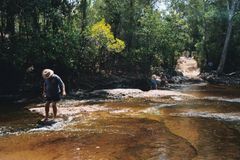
[{"left": 0, "top": 102, "right": 43, "bottom": 135}]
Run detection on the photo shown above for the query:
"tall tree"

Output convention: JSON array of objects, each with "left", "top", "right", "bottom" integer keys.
[
  {"left": 80, "top": 0, "right": 88, "bottom": 32},
  {"left": 217, "top": 0, "right": 240, "bottom": 73},
  {"left": 5, "top": 0, "right": 16, "bottom": 35}
]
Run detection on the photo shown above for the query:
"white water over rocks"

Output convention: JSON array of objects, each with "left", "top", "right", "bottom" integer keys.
[
  {"left": 90, "top": 89, "right": 194, "bottom": 99},
  {"left": 203, "top": 97, "right": 240, "bottom": 103},
  {"left": 140, "top": 104, "right": 176, "bottom": 115},
  {"left": 28, "top": 116, "right": 74, "bottom": 132},
  {"left": 28, "top": 100, "right": 109, "bottom": 132},
  {"left": 172, "top": 112, "right": 240, "bottom": 121}
]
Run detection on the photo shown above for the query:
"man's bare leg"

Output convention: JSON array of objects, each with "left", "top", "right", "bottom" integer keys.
[
  {"left": 44, "top": 101, "right": 51, "bottom": 121},
  {"left": 52, "top": 102, "right": 57, "bottom": 119}
]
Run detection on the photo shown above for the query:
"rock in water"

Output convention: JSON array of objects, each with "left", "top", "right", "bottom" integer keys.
[{"left": 175, "top": 56, "right": 200, "bottom": 79}]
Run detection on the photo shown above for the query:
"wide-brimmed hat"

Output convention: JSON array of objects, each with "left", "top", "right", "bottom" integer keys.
[
  {"left": 42, "top": 69, "right": 54, "bottom": 79},
  {"left": 151, "top": 74, "right": 157, "bottom": 80}
]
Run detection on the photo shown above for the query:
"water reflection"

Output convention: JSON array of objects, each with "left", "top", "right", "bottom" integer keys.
[
  {"left": 164, "top": 117, "right": 240, "bottom": 159},
  {"left": 0, "top": 104, "right": 42, "bottom": 135},
  {"left": 0, "top": 115, "right": 197, "bottom": 160},
  {"left": 180, "top": 83, "right": 240, "bottom": 98}
]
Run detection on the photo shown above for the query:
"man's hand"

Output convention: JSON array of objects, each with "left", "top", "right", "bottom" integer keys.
[{"left": 62, "top": 91, "right": 66, "bottom": 96}]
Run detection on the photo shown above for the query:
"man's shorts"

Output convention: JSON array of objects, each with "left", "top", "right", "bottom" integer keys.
[{"left": 46, "top": 94, "right": 61, "bottom": 102}]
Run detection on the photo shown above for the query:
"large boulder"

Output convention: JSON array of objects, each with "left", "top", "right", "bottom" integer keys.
[
  {"left": 175, "top": 56, "right": 200, "bottom": 79},
  {"left": 88, "top": 88, "right": 193, "bottom": 99}
]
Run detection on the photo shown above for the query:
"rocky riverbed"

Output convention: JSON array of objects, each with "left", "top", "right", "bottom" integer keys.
[{"left": 1, "top": 83, "right": 240, "bottom": 159}]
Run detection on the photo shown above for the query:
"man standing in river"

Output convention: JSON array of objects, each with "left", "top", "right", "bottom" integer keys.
[{"left": 42, "top": 69, "right": 66, "bottom": 121}]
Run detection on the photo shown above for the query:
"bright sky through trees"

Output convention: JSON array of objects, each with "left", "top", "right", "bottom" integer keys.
[{"left": 155, "top": 1, "right": 167, "bottom": 11}]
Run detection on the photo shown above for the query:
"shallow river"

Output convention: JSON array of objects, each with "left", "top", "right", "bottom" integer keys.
[{"left": 1, "top": 84, "right": 240, "bottom": 160}]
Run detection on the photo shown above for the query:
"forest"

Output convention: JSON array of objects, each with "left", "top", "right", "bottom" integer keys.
[{"left": 1, "top": 0, "right": 240, "bottom": 94}]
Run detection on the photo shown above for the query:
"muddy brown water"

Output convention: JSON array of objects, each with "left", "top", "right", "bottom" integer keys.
[{"left": 1, "top": 84, "right": 240, "bottom": 160}]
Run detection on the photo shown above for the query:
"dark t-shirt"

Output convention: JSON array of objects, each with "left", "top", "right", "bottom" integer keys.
[
  {"left": 151, "top": 79, "right": 157, "bottom": 89},
  {"left": 44, "top": 74, "right": 64, "bottom": 97}
]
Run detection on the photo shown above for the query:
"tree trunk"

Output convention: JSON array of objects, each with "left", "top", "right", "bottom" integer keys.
[
  {"left": 217, "top": 18, "right": 233, "bottom": 73},
  {"left": 0, "top": 7, "right": 4, "bottom": 43},
  {"left": 80, "top": 0, "right": 87, "bottom": 32},
  {"left": 127, "top": 0, "right": 134, "bottom": 50},
  {"left": 6, "top": 0, "right": 15, "bottom": 35},
  {"left": 32, "top": 7, "right": 40, "bottom": 35},
  {"left": 203, "top": 0, "right": 209, "bottom": 65},
  {"left": 217, "top": 0, "right": 237, "bottom": 73},
  {"left": 79, "top": 0, "right": 88, "bottom": 65}
]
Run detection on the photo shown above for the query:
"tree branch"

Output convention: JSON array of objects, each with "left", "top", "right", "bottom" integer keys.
[
  {"left": 227, "top": 0, "right": 230, "bottom": 12},
  {"left": 236, "top": 0, "right": 240, "bottom": 9},
  {"left": 232, "top": 0, "right": 240, "bottom": 19},
  {"left": 233, "top": 10, "right": 240, "bottom": 18}
]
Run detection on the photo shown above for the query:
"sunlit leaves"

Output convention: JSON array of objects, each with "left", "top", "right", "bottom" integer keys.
[{"left": 90, "top": 18, "right": 125, "bottom": 53}]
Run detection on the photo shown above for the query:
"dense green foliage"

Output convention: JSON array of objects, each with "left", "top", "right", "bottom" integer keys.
[{"left": 0, "top": 0, "right": 240, "bottom": 93}]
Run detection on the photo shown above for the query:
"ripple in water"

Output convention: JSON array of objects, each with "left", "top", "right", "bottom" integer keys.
[
  {"left": 203, "top": 97, "right": 240, "bottom": 103},
  {"left": 172, "top": 112, "right": 240, "bottom": 121},
  {"left": 141, "top": 104, "right": 176, "bottom": 115}
]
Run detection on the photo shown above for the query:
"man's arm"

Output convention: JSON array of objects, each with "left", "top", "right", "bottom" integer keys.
[
  {"left": 43, "top": 82, "right": 46, "bottom": 97},
  {"left": 56, "top": 75, "right": 66, "bottom": 96},
  {"left": 62, "top": 83, "right": 66, "bottom": 96}
]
